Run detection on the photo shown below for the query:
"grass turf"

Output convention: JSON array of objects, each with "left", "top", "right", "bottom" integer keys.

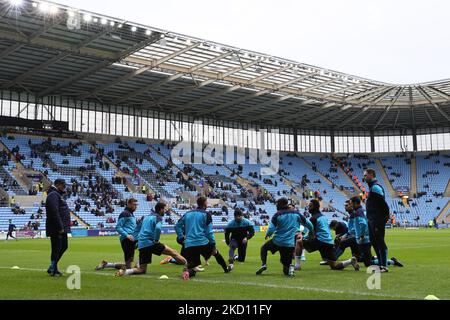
[{"left": 0, "top": 228, "right": 449, "bottom": 300}]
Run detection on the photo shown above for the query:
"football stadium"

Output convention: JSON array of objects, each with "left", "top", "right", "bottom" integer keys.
[{"left": 0, "top": 0, "right": 449, "bottom": 302}]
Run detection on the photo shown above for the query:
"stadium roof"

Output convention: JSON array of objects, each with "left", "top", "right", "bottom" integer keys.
[{"left": 1, "top": 0, "right": 450, "bottom": 131}]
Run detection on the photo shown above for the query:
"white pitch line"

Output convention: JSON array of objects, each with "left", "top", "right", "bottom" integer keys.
[{"left": 0, "top": 266, "right": 422, "bottom": 300}]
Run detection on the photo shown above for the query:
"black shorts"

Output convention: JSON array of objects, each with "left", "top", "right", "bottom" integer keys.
[
  {"left": 358, "top": 242, "right": 373, "bottom": 267},
  {"left": 184, "top": 244, "right": 215, "bottom": 269},
  {"left": 180, "top": 244, "right": 187, "bottom": 258},
  {"left": 303, "top": 239, "right": 337, "bottom": 262},
  {"left": 121, "top": 238, "right": 137, "bottom": 262},
  {"left": 338, "top": 237, "right": 360, "bottom": 255},
  {"left": 264, "top": 239, "right": 294, "bottom": 267},
  {"left": 139, "top": 243, "right": 166, "bottom": 265}
]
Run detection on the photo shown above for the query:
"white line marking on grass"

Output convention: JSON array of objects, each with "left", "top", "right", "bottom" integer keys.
[{"left": 0, "top": 266, "right": 421, "bottom": 300}]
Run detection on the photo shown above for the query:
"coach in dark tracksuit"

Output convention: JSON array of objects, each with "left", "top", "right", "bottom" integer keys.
[
  {"left": 45, "top": 179, "right": 71, "bottom": 277},
  {"left": 364, "top": 169, "right": 390, "bottom": 272}
]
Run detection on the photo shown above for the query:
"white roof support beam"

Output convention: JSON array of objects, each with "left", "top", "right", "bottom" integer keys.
[
  {"left": 424, "top": 86, "right": 450, "bottom": 101},
  {"left": 169, "top": 60, "right": 259, "bottom": 113},
  {"left": 274, "top": 72, "right": 318, "bottom": 90},
  {"left": 335, "top": 108, "right": 368, "bottom": 129},
  {"left": 371, "top": 86, "right": 400, "bottom": 105},
  {"left": 222, "top": 73, "right": 319, "bottom": 120},
  {"left": 393, "top": 109, "right": 401, "bottom": 128},
  {"left": 225, "top": 73, "right": 335, "bottom": 120},
  {"left": 2, "top": 51, "right": 69, "bottom": 89},
  {"left": 321, "top": 82, "right": 366, "bottom": 99},
  {"left": 248, "top": 65, "right": 291, "bottom": 85},
  {"left": 300, "top": 79, "right": 336, "bottom": 95},
  {"left": 357, "top": 110, "right": 376, "bottom": 127},
  {"left": 374, "top": 87, "right": 404, "bottom": 129},
  {"left": 3, "top": 23, "right": 124, "bottom": 90},
  {"left": 0, "top": 15, "right": 64, "bottom": 61},
  {"left": 113, "top": 50, "right": 232, "bottom": 105},
  {"left": 79, "top": 42, "right": 200, "bottom": 100},
  {"left": 416, "top": 86, "right": 450, "bottom": 122},
  {"left": 112, "top": 73, "right": 182, "bottom": 105},
  {"left": 346, "top": 85, "right": 391, "bottom": 103},
  {"left": 221, "top": 72, "right": 319, "bottom": 120},
  {"left": 39, "top": 24, "right": 181, "bottom": 98},
  {"left": 196, "top": 65, "right": 292, "bottom": 116},
  {"left": 423, "top": 108, "right": 434, "bottom": 126}
]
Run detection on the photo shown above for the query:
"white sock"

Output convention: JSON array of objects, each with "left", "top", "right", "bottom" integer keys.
[
  {"left": 301, "top": 249, "right": 306, "bottom": 257},
  {"left": 295, "top": 256, "right": 301, "bottom": 266},
  {"left": 124, "top": 269, "right": 135, "bottom": 275},
  {"left": 342, "top": 259, "right": 352, "bottom": 268},
  {"left": 106, "top": 263, "right": 116, "bottom": 268}
]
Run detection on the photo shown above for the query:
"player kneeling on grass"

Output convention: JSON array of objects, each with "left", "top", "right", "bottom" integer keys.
[
  {"left": 294, "top": 224, "right": 309, "bottom": 269},
  {"left": 300, "top": 199, "right": 360, "bottom": 271},
  {"left": 175, "top": 196, "right": 232, "bottom": 278},
  {"left": 322, "top": 200, "right": 360, "bottom": 265},
  {"left": 96, "top": 198, "right": 141, "bottom": 271},
  {"left": 116, "top": 202, "right": 187, "bottom": 278},
  {"left": 350, "top": 197, "right": 403, "bottom": 270},
  {"left": 256, "top": 198, "right": 315, "bottom": 277},
  {"left": 292, "top": 204, "right": 308, "bottom": 268},
  {"left": 225, "top": 208, "right": 255, "bottom": 267},
  {"left": 159, "top": 229, "right": 207, "bottom": 273}
]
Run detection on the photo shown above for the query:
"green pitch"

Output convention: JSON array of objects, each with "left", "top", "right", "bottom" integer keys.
[{"left": 1, "top": 228, "right": 449, "bottom": 300}]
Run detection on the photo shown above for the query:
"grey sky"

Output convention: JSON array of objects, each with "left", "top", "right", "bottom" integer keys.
[{"left": 55, "top": 0, "right": 450, "bottom": 84}]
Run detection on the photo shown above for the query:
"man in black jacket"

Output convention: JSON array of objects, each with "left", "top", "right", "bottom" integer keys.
[
  {"left": 364, "top": 169, "right": 390, "bottom": 273},
  {"left": 46, "top": 179, "right": 71, "bottom": 277},
  {"left": 6, "top": 220, "right": 17, "bottom": 241}
]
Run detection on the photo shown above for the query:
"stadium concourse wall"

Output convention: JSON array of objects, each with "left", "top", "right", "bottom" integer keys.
[{"left": 0, "top": 226, "right": 268, "bottom": 240}]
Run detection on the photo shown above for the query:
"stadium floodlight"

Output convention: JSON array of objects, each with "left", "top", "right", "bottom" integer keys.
[
  {"left": 32, "top": 2, "right": 38, "bottom": 7},
  {"left": 110, "top": 21, "right": 115, "bottom": 27},
  {"left": 93, "top": 18, "right": 98, "bottom": 23},
  {"left": 39, "top": 2, "right": 49, "bottom": 13},
  {"left": 49, "top": 5, "right": 58, "bottom": 14},
  {"left": 83, "top": 14, "right": 92, "bottom": 22},
  {"left": 131, "top": 26, "right": 137, "bottom": 32},
  {"left": 145, "top": 29, "right": 152, "bottom": 36},
  {"left": 9, "top": 0, "right": 23, "bottom": 7},
  {"left": 67, "top": 10, "right": 75, "bottom": 17},
  {"left": 101, "top": 18, "right": 108, "bottom": 25},
  {"left": 118, "top": 24, "right": 123, "bottom": 28}
]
